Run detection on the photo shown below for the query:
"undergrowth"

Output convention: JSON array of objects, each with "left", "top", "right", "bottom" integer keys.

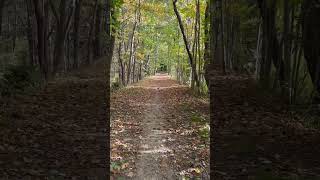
[{"left": 0, "top": 64, "right": 42, "bottom": 96}]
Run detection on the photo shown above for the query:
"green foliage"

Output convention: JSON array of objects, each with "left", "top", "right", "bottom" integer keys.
[
  {"left": 191, "top": 112, "right": 206, "bottom": 124},
  {"left": 198, "top": 125, "right": 209, "bottom": 140},
  {"left": 0, "top": 64, "right": 42, "bottom": 96},
  {"left": 110, "top": 161, "right": 121, "bottom": 172},
  {"left": 111, "top": 80, "right": 121, "bottom": 91},
  {"left": 191, "top": 112, "right": 209, "bottom": 140}
]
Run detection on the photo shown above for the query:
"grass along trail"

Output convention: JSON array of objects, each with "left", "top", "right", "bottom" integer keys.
[{"left": 111, "top": 74, "right": 210, "bottom": 179}]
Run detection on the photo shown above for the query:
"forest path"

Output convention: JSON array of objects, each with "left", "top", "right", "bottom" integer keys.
[{"left": 111, "top": 74, "right": 210, "bottom": 179}]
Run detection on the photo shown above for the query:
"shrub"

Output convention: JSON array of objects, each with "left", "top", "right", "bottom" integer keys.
[
  {"left": 0, "top": 64, "right": 42, "bottom": 96},
  {"left": 111, "top": 81, "right": 121, "bottom": 91}
]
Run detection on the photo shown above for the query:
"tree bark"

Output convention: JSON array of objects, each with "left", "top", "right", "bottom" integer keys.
[
  {"left": 302, "top": 0, "right": 320, "bottom": 97},
  {"left": 50, "top": 0, "right": 74, "bottom": 75},
  {"left": 73, "top": 0, "right": 81, "bottom": 69},
  {"left": 257, "top": 0, "right": 284, "bottom": 88},
  {"left": 283, "top": 0, "right": 292, "bottom": 100},
  {"left": 0, "top": 0, "right": 5, "bottom": 36},
  {"left": 87, "top": 0, "right": 98, "bottom": 65},
  {"left": 172, "top": 0, "right": 199, "bottom": 89},
  {"left": 118, "top": 40, "right": 125, "bottom": 86},
  {"left": 26, "top": 0, "right": 35, "bottom": 65},
  {"left": 127, "top": 22, "right": 137, "bottom": 84},
  {"left": 33, "top": 0, "right": 49, "bottom": 79},
  {"left": 94, "top": 3, "right": 102, "bottom": 58}
]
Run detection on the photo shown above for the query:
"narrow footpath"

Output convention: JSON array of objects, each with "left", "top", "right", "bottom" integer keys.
[{"left": 111, "top": 74, "right": 210, "bottom": 179}]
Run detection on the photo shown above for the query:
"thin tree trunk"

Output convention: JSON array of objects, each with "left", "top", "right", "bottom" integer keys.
[
  {"left": 173, "top": 0, "right": 199, "bottom": 89},
  {"left": 283, "top": 0, "right": 292, "bottom": 101},
  {"left": 73, "top": 0, "right": 81, "bottom": 68},
  {"left": 0, "top": 0, "right": 5, "bottom": 36},
  {"left": 220, "top": 0, "right": 225, "bottom": 74},
  {"left": 26, "top": 0, "right": 35, "bottom": 65},
  {"left": 126, "top": 0, "right": 140, "bottom": 84},
  {"left": 33, "top": 0, "right": 49, "bottom": 79},
  {"left": 118, "top": 40, "right": 125, "bottom": 86},
  {"left": 127, "top": 24, "right": 137, "bottom": 84},
  {"left": 87, "top": 0, "right": 98, "bottom": 65},
  {"left": 94, "top": 3, "right": 102, "bottom": 58}
]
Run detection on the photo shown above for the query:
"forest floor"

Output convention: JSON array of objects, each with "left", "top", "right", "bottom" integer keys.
[
  {"left": 210, "top": 70, "right": 320, "bottom": 180},
  {"left": 1, "top": 59, "right": 320, "bottom": 180},
  {"left": 111, "top": 74, "right": 210, "bottom": 179},
  {"left": 0, "top": 60, "right": 109, "bottom": 179}
]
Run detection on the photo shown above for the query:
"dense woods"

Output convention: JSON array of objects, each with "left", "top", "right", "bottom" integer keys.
[
  {"left": 108, "top": 0, "right": 320, "bottom": 105},
  {"left": 0, "top": 0, "right": 113, "bottom": 91},
  {"left": 0, "top": 0, "right": 113, "bottom": 178},
  {"left": 2, "top": 0, "right": 318, "bottom": 103},
  {"left": 0, "top": 0, "right": 320, "bottom": 179},
  {"left": 204, "top": 0, "right": 320, "bottom": 104}
]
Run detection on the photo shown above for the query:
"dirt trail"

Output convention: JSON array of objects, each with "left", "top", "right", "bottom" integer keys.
[
  {"left": 135, "top": 76, "right": 174, "bottom": 179},
  {"left": 111, "top": 74, "right": 210, "bottom": 179}
]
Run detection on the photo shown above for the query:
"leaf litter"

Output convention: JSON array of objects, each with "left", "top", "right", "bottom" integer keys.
[{"left": 111, "top": 74, "right": 210, "bottom": 179}]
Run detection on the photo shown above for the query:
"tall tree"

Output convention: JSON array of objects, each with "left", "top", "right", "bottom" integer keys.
[
  {"left": 33, "top": 0, "right": 49, "bottom": 79},
  {"left": 105, "top": 0, "right": 114, "bottom": 176},
  {"left": 0, "top": 0, "right": 5, "bottom": 36},
  {"left": 73, "top": 0, "right": 81, "bottom": 69},
  {"left": 94, "top": 2, "right": 102, "bottom": 58},
  {"left": 50, "top": 0, "right": 74, "bottom": 74},
  {"left": 257, "top": 0, "right": 284, "bottom": 88},
  {"left": 173, "top": 0, "right": 199, "bottom": 90},
  {"left": 302, "top": 0, "right": 320, "bottom": 100}
]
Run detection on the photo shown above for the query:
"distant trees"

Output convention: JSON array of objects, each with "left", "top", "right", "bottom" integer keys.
[
  {"left": 171, "top": 0, "right": 209, "bottom": 93},
  {"left": 110, "top": 0, "right": 208, "bottom": 93},
  {"left": 173, "top": 0, "right": 201, "bottom": 91},
  {"left": 112, "top": 0, "right": 147, "bottom": 87}
]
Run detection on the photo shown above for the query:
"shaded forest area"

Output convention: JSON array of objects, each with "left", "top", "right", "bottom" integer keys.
[
  {"left": 0, "top": 0, "right": 113, "bottom": 178},
  {"left": 0, "top": 0, "right": 319, "bottom": 179},
  {"left": 0, "top": 0, "right": 113, "bottom": 87}
]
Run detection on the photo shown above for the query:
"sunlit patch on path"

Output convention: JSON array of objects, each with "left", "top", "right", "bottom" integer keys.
[{"left": 111, "top": 74, "right": 210, "bottom": 179}]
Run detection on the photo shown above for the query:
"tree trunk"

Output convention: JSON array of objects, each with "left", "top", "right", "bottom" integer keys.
[
  {"left": 87, "top": 1, "right": 98, "bottom": 65},
  {"left": 104, "top": 0, "right": 113, "bottom": 176},
  {"left": 220, "top": 0, "right": 225, "bottom": 74},
  {"left": 172, "top": 0, "right": 199, "bottom": 89},
  {"left": 26, "top": 0, "right": 35, "bottom": 65},
  {"left": 283, "top": 0, "right": 292, "bottom": 100},
  {"left": 118, "top": 40, "right": 126, "bottom": 86},
  {"left": 94, "top": 3, "right": 102, "bottom": 58},
  {"left": 257, "top": 0, "right": 284, "bottom": 88},
  {"left": 73, "top": 0, "right": 81, "bottom": 69},
  {"left": 302, "top": 0, "right": 320, "bottom": 98},
  {"left": 33, "top": 0, "right": 49, "bottom": 79},
  {"left": 203, "top": 1, "right": 210, "bottom": 85},
  {"left": 0, "top": 0, "right": 5, "bottom": 36},
  {"left": 127, "top": 24, "right": 137, "bottom": 84},
  {"left": 50, "top": 0, "right": 74, "bottom": 75}
]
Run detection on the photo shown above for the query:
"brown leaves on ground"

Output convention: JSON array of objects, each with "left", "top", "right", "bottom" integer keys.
[
  {"left": 111, "top": 74, "right": 210, "bottom": 179},
  {"left": 210, "top": 71, "right": 320, "bottom": 180},
  {"left": 0, "top": 60, "right": 109, "bottom": 179}
]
